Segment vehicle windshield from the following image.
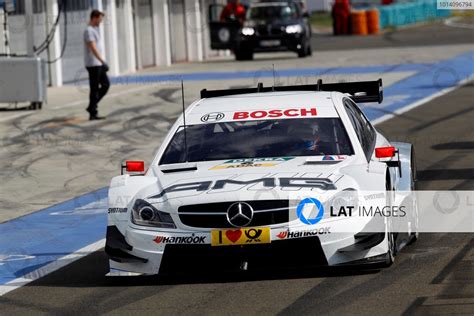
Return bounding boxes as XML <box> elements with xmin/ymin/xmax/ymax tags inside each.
<box><xmin>159</xmin><ymin>118</ymin><xmax>353</xmax><ymax>165</ymax></box>
<box><xmin>247</xmin><ymin>5</ymin><xmax>299</xmax><ymax>21</ymax></box>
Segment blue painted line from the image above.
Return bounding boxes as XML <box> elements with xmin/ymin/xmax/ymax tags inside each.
<box><xmin>107</xmin><ymin>62</ymin><xmax>431</xmax><ymax>85</ymax></box>
<box><xmin>1</xmin><ymin>51</ymin><xmax>472</xmax><ymax>287</ymax></box>
<box><xmin>362</xmin><ymin>51</ymin><xmax>474</xmax><ymax>120</ymax></box>
<box><xmin>0</xmin><ymin>188</ymin><xmax>108</xmax><ymax>285</ymax></box>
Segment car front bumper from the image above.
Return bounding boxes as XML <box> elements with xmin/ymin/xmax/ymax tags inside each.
<box><xmin>238</xmin><ymin>34</ymin><xmax>305</xmax><ymax>52</ymax></box>
<box><xmin>106</xmin><ymin>221</ymin><xmax>389</xmax><ymax>276</ymax></box>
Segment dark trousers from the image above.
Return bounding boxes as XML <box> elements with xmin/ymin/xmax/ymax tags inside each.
<box><xmin>86</xmin><ymin>65</ymin><xmax>110</xmax><ymax>116</ymax></box>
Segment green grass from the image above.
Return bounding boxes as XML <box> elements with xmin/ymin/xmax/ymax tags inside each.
<box><xmin>309</xmin><ymin>12</ymin><xmax>333</xmax><ymax>28</ymax></box>
<box><xmin>452</xmin><ymin>10</ymin><xmax>474</xmax><ymax>17</ymax></box>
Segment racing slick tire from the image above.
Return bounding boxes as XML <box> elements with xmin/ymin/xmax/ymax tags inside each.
<box><xmin>385</xmin><ymin>225</ymin><xmax>397</xmax><ymax>267</ymax></box>
<box><xmin>407</xmin><ymin>146</ymin><xmax>419</xmax><ymax>245</ymax></box>
<box><xmin>384</xmin><ymin>172</ymin><xmax>397</xmax><ymax>267</ymax></box>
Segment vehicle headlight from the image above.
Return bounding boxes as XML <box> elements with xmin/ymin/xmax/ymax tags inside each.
<box><xmin>241</xmin><ymin>27</ymin><xmax>255</xmax><ymax>36</ymax></box>
<box><xmin>131</xmin><ymin>199</ymin><xmax>176</xmax><ymax>228</ymax></box>
<box><xmin>286</xmin><ymin>24</ymin><xmax>303</xmax><ymax>34</ymax></box>
<box><xmin>326</xmin><ymin>189</ymin><xmax>359</xmax><ymax>218</ymax></box>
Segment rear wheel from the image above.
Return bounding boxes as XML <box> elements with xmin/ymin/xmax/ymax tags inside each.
<box><xmin>407</xmin><ymin>146</ymin><xmax>419</xmax><ymax>245</ymax></box>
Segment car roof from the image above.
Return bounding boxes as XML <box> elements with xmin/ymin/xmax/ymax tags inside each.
<box><xmin>186</xmin><ymin>91</ymin><xmax>340</xmax><ymax>125</ymax></box>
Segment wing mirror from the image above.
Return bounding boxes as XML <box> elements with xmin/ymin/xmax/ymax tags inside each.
<box><xmin>121</xmin><ymin>160</ymin><xmax>145</xmax><ymax>175</ymax></box>
<box><xmin>375</xmin><ymin>146</ymin><xmax>401</xmax><ymax>177</ymax></box>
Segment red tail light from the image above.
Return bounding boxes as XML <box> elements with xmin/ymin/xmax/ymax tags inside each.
<box><xmin>375</xmin><ymin>146</ymin><xmax>396</xmax><ymax>158</ymax></box>
<box><xmin>126</xmin><ymin>161</ymin><xmax>145</xmax><ymax>172</ymax></box>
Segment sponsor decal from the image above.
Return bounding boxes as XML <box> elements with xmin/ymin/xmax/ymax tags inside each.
<box><xmin>149</xmin><ymin>177</ymin><xmax>336</xmax><ymax>199</ymax></box>
<box><xmin>224</xmin><ymin>157</ymin><xmax>294</xmax><ymax>164</ymax></box>
<box><xmin>322</xmin><ymin>155</ymin><xmax>346</xmax><ymax>161</ymax></box>
<box><xmin>201</xmin><ymin>112</ymin><xmax>225</xmax><ymax>123</ymax></box>
<box><xmin>276</xmin><ymin>228</ymin><xmax>331</xmax><ymax>239</ymax></box>
<box><xmin>297</xmin><ymin>197</ymin><xmax>325</xmax><ymax>225</ymax></box>
<box><xmin>209</xmin><ymin>157</ymin><xmax>294</xmax><ymax>171</ymax></box>
<box><xmin>108</xmin><ymin>207</ymin><xmax>127</xmax><ymax>214</ymax></box>
<box><xmin>210</xmin><ymin>161</ymin><xmax>277</xmax><ymax>170</ymax></box>
<box><xmin>233</xmin><ymin>108</ymin><xmax>317</xmax><ymax>120</ymax></box>
<box><xmin>153</xmin><ymin>234</ymin><xmax>206</xmax><ymax>245</ymax></box>
<box><xmin>211</xmin><ymin>227</ymin><xmax>271</xmax><ymax>246</ymax></box>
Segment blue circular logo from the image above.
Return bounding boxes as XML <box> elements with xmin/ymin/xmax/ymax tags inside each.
<box><xmin>296</xmin><ymin>197</ymin><xmax>325</xmax><ymax>225</ymax></box>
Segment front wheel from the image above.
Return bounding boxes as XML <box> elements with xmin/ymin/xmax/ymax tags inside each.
<box><xmin>297</xmin><ymin>46</ymin><xmax>307</xmax><ymax>58</ymax></box>
<box><xmin>383</xmin><ymin>174</ymin><xmax>397</xmax><ymax>267</ymax></box>
<box><xmin>297</xmin><ymin>39</ymin><xmax>311</xmax><ymax>58</ymax></box>
<box><xmin>384</xmin><ymin>230</ymin><xmax>397</xmax><ymax>266</ymax></box>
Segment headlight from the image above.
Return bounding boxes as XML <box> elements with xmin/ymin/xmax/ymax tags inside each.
<box><xmin>326</xmin><ymin>189</ymin><xmax>359</xmax><ymax>218</ymax></box>
<box><xmin>241</xmin><ymin>27</ymin><xmax>255</xmax><ymax>36</ymax></box>
<box><xmin>131</xmin><ymin>199</ymin><xmax>176</xmax><ymax>228</ymax></box>
<box><xmin>286</xmin><ymin>24</ymin><xmax>303</xmax><ymax>34</ymax></box>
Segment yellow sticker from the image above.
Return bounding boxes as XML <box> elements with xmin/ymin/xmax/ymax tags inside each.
<box><xmin>211</xmin><ymin>227</ymin><xmax>271</xmax><ymax>246</ymax></box>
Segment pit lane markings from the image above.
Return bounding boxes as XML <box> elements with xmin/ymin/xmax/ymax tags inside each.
<box><xmin>0</xmin><ymin>239</ymin><xmax>104</xmax><ymax>296</ymax></box>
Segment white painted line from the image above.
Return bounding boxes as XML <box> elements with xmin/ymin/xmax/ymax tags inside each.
<box><xmin>0</xmin><ymin>239</ymin><xmax>105</xmax><ymax>297</ymax></box>
<box><xmin>0</xmin><ymin>112</ymin><xmax>32</xmax><ymax>123</ymax></box>
<box><xmin>372</xmin><ymin>76</ymin><xmax>474</xmax><ymax>126</ymax></box>
<box><xmin>445</xmin><ymin>17</ymin><xmax>474</xmax><ymax>30</ymax></box>
<box><xmin>423</xmin><ymin>297</ymin><xmax>474</xmax><ymax>306</ymax></box>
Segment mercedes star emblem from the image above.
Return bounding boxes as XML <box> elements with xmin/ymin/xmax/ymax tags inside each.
<box><xmin>226</xmin><ymin>202</ymin><xmax>254</xmax><ymax>227</ymax></box>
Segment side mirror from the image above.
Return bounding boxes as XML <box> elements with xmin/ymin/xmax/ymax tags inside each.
<box><xmin>121</xmin><ymin>161</ymin><xmax>145</xmax><ymax>175</ymax></box>
<box><xmin>375</xmin><ymin>146</ymin><xmax>396</xmax><ymax>158</ymax></box>
<box><xmin>375</xmin><ymin>146</ymin><xmax>401</xmax><ymax>177</ymax></box>
<box><xmin>303</xmin><ymin>12</ymin><xmax>310</xmax><ymax>18</ymax></box>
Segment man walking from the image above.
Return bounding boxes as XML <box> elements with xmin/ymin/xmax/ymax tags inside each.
<box><xmin>84</xmin><ymin>9</ymin><xmax>109</xmax><ymax>120</ymax></box>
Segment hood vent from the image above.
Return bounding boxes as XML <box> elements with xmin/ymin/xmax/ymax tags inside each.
<box><xmin>160</xmin><ymin>163</ymin><xmax>197</xmax><ymax>174</ymax></box>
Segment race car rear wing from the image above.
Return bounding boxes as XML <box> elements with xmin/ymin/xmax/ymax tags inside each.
<box><xmin>200</xmin><ymin>79</ymin><xmax>383</xmax><ymax>103</ymax></box>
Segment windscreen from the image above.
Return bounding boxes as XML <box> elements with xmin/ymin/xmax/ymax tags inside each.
<box><xmin>247</xmin><ymin>5</ymin><xmax>299</xmax><ymax>21</ymax></box>
<box><xmin>159</xmin><ymin>118</ymin><xmax>353</xmax><ymax>165</ymax></box>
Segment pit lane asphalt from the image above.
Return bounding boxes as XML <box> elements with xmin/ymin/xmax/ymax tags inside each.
<box><xmin>0</xmin><ymin>81</ymin><xmax>472</xmax><ymax>315</ymax></box>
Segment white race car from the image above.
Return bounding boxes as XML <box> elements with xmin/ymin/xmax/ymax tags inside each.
<box><xmin>105</xmin><ymin>79</ymin><xmax>418</xmax><ymax>276</ymax></box>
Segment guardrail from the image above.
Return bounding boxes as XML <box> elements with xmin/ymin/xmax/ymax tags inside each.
<box><xmin>377</xmin><ymin>0</ymin><xmax>450</xmax><ymax>28</ymax></box>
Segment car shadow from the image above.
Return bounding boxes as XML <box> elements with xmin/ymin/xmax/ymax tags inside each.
<box><xmin>24</xmin><ymin>250</ymin><xmax>381</xmax><ymax>289</ymax></box>
<box><xmin>201</xmin><ymin>54</ymin><xmax>299</xmax><ymax>64</ymax></box>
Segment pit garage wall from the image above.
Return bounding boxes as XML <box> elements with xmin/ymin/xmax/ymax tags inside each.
<box><xmin>1</xmin><ymin>0</ymin><xmax>226</xmax><ymax>86</ymax></box>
